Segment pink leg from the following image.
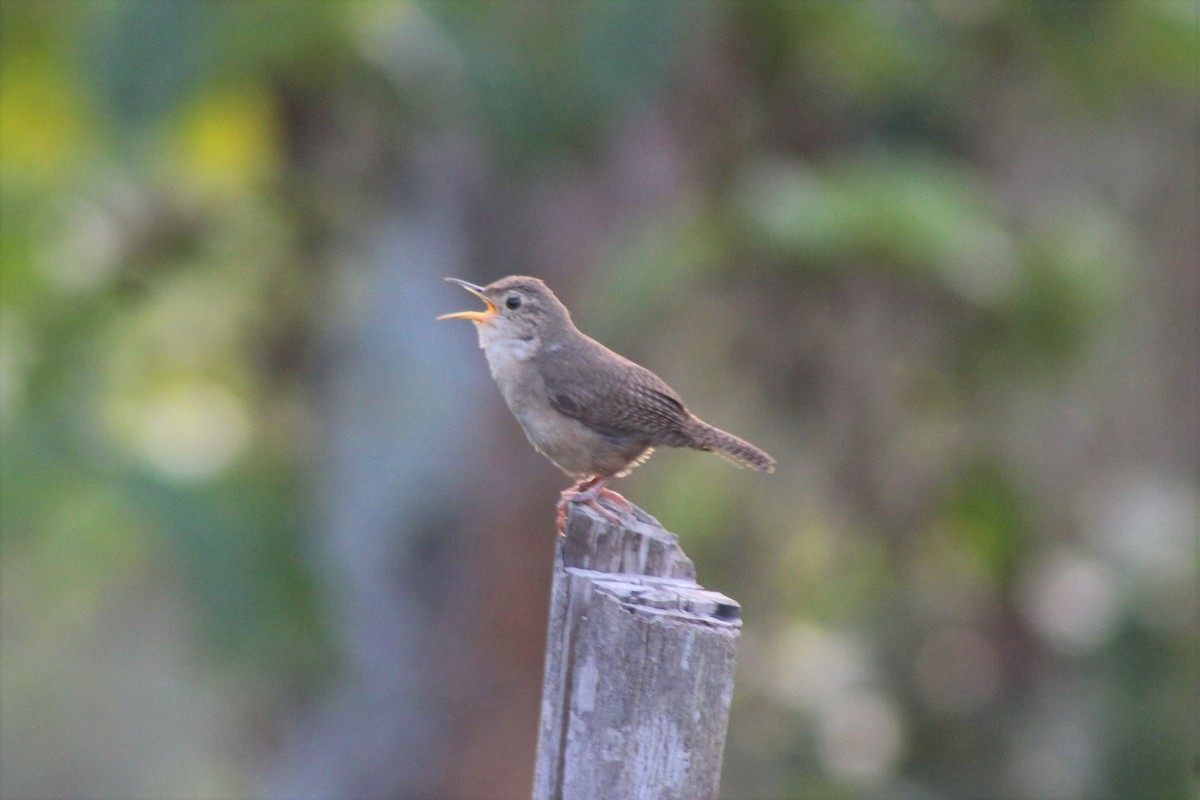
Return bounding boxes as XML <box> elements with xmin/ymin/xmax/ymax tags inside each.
<box><xmin>555</xmin><ymin>480</ymin><xmax>583</xmax><ymax>534</ymax></box>
<box><xmin>574</xmin><ymin>480</ymin><xmax>633</xmax><ymax>517</ymax></box>
<box><xmin>555</xmin><ymin>477</ymin><xmax>632</xmax><ymax>535</ymax></box>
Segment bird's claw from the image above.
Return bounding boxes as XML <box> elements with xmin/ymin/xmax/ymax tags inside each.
<box><xmin>555</xmin><ymin>478</ymin><xmax>632</xmax><ymax>535</ymax></box>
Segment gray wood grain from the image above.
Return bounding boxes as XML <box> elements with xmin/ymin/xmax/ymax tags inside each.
<box><xmin>533</xmin><ymin>502</ymin><xmax>741</xmax><ymax>800</ymax></box>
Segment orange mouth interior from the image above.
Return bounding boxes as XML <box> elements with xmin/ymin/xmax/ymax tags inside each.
<box><xmin>437</xmin><ymin>279</ymin><xmax>497</xmax><ymax>323</ymax></box>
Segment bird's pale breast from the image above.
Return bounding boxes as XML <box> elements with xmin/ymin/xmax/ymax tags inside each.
<box><xmin>479</xmin><ymin>331</ymin><xmax>649</xmax><ymax>478</ymax></box>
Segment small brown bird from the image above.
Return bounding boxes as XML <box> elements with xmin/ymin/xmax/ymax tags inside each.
<box><xmin>438</xmin><ymin>276</ymin><xmax>774</xmax><ymax>531</ymax></box>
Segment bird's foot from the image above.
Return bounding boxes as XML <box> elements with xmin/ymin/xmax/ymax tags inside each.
<box><xmin>555</xmin><ymin>477</ymin><xmax>632</xmax><ymax>535</ymax></box>
<box><xmin>595</xmin><ymin>486</ymin><xmax>633</xmax><ymax>517</ymax></box>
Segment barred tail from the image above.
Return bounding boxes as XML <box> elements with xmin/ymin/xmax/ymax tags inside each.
<box><xmin>687</xmin><ymin>418</ymin><xmax>775</xmax><ymax>473</ymax></box>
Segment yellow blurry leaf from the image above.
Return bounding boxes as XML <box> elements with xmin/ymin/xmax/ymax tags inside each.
<box><xmin>0</xmin><ymin>58</ymin><xmax>87</xmax><ymax>179</ymax></box>
<box><xmin>173</xmin><ymin>86</ymin><xmax>279</xmax><ymax>191</ymax></box>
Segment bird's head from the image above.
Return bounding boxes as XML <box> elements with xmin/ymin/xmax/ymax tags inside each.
<box><xmin>438</xmin><ymin>276</ymin><xmax>572</xmax><ymax>344</ymax></box>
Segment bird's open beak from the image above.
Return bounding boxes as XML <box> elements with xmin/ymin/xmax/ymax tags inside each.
<box><xmin>437</xmin><ymin>278</ymin><xmax>497</xmax><ymax>323</ymax></box>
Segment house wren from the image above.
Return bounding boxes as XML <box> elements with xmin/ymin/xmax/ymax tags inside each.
<box><xmin>438</xmin><ymin>276</ymin><xmax>774</xmax><ymax>530</ymax></box>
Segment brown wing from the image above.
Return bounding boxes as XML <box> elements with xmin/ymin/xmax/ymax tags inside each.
<box><xmin>538</xmin><ymin>334</ymin><xmax>693</xmax><ymax>444</ymax></box>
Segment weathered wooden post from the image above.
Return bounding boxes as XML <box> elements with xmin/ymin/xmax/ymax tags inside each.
<box><xmin>532</xmin><ymin>501</ymin><xmax>741</xmax><ymax>800</ymax></box>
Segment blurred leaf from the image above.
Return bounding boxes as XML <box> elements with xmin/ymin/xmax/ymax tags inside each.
<box><xmin>937</xmin><ymin>460</ymin><xmax>1027</xmax><ymax>585</ymax></box>
<box><xmin>788</xmin><ymin>2</ymin><xmax>957</xmax><ymax>102</ymax></box>
<box><xmin>0</xmin><ymin>54</ymin><xmax>89</xmax><ymax>182</ymax></box>
<box><xmin>734</xmin><ymin>152</ymin><xmax>1008</xmax><ymax>298</ymax></box>
<box><xmin>965</xmin><ymin>203</ymin><xmax>1128</xmax><ymax>373</ymax></box>
<box><xmin>85</xmin><ymin>1</ymin><xmax>220</xmax><ymax>137</ymax></box>
<box><xmin>584</xmin><ymin>199</ymin><xmax>732</xmax><ymax>338</ymax></box>
<box><xmin>429</xmin><ymin>0</ymin><xmax>691</xmax><ymax>163</ymax></box>
<box><xmin>170</xmin><ymin>85</ymin><xmax>281</xmax><ymax>193</ymax></box>
<box><xmin>1008</xmin><ymin>0</ymin><xmax>1200</xmax><ymax>106</ymax></box>
<box><xmin>124</xmin><ymin>469</ymin><xmax>327</xmax><ymax>675</ymax></box>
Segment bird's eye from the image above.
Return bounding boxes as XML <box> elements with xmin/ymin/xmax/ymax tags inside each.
<box><xmin>505</xmin><ymin>295</ymin><xmax>523</xmax><ymax>310</ymax></box>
